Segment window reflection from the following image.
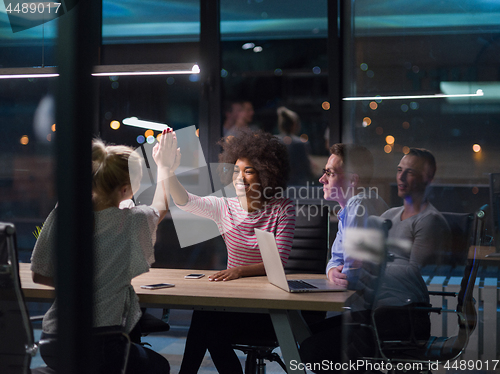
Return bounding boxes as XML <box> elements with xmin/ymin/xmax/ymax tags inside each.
<box><xmin>344</xmin><ymin>0</ymin><xmax>500</xmax><ymax>214</ymax></box>
<box><xmin>221</xmin><ymin>0</ymin><xmax>329</xmax><ymax>187</ymax></box>
<box><xmin>0</xmin><ymin>78</ymin><xmax>56</xmax><ymax>261</ymax></box>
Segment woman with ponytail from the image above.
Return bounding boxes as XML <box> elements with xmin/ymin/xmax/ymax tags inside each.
<box><xmin>30</xmin><ymin>130</ymin><xmax>179</xmax><ymax>373</ymax></box>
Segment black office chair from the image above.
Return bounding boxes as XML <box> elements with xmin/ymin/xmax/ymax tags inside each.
<box><xmin>0</xmin><ymin>222</ymin><xmax>131</xmax><ymax>374</ymax></box>
<box><xmin>433</xmin><ymin>212</ymin><xmax>473</xmax><ymax>268</ymax></box>
<box><xmin>232</xmin><ymin>204</ymin><xmax>330</xmax><ymax>374</ymax></box>
<box><xmin>285</xmin><ymin>204</ymin><xmax>330</xmax><ymax>274</ymax></box>
<box><xmin>138</xmin><ymin>308</ymin><xmax>170</xmax><ymax>340</ymax></box>
<box><xmin>0</xmin><ymin>222</ymin><xmax>36</xmax><ymax>374</ymax></box>
<box><xmin>366</xmin><ymin>206</ymin><xmax>486</xmax><ymax>373</ymax></box>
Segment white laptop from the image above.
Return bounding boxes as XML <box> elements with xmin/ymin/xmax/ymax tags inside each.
<box><xmin>255</xmin><ymin>228</ymin><xmax>346</xmax><ymax>293</ymax></box>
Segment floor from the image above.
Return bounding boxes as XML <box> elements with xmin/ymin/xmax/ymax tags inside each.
<box><xmin>29</xmin><ymin>307</ymin><xmax>496</xmax><ymax>374</ymax></box>
<box><xmin>30</xmin><ymin>309</ymin><xmax>291</xmax><ymax>374</ymax></box>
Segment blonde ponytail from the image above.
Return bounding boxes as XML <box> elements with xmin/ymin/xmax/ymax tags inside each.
<box><xmin>91</xmin><ymin>139</ymin><xmax>141</xmax><ymax>207</ymax></box>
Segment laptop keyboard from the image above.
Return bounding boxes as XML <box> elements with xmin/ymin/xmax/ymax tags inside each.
<box><xmin>288</xmin><ymin>280</ymin><xmax>318</xmax><ymax>290</ymax></box>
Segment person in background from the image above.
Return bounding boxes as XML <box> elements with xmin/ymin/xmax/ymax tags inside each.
<box><xmin>30</xmin><ymin>130</ymin><xmax>177</xmax><ymax>374</ymax></box>
<box><xmin>378</xmin><ymin>148</ymin><xmax>451</xmax><ymax>308</ymax></box>
<box><xmin>222</xmin><ymin>100</ymin><xmax>244</xmax><ymax>137</ymax></box>
<box><xmin>276</xmin><ymin>106</ymin><xmax>314</xmax><ymax>185</ymax></box>
<box><xmin>322</xmin><ymin>143</ymin><xmax>388</xmax><ymax>286</ymax></box>
<box><xmin>166</xmin><ymin>129</ymin><xmax>295</xmax><ymax>374</ymax></box>
<box><xmin>223</xmin><ymin>99</ymin><xmax>257</xmax><ymax>137</ymax></box>
<box><xmin>240</xmin><ymin>100</ymin><xmax>255</xmax><ymax>127</ymax></box>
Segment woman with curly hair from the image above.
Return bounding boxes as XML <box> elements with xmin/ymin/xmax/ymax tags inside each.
<box><xmin>165</xmin><ymin>129</ymin><xmax>295</xmax><ymax>374</ymax></box>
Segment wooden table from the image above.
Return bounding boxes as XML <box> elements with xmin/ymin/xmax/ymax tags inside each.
<box><xmin>20</xmin><ymin>263</ymin><xmax>351</xmax><ymax>372</ymax></box>
<box><xmin>469</xmin><ymin>246</ymin><xmax>500</xmax><ymax>261</ymax></box>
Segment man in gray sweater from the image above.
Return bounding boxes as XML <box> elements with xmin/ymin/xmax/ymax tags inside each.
<box><xmin>379</xmin><ymin>148</ymin><xmax>451</xmax><ymax>308</ymax></box>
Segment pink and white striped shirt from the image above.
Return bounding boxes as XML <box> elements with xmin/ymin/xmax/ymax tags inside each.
<box><xmin>178</xmin><ymin>193</ymin><xmax>295</xmax><ymax>268</ymax></box>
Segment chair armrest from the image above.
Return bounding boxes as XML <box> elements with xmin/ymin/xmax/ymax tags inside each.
<box><xmin>30</xmin><ymin>315</ymin><xmax>44</xmax><ymax>322</ymax></box>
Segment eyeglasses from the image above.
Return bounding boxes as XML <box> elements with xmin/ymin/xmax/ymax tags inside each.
<box><xmin>322</xmin><ymin>169</ymin><xmax>345</xmax><ymax>177</ymax></box>
<box><xmin>322</xmin><ymin>169</ymin><xmax>335</xmax><ymax>177</ymax></box>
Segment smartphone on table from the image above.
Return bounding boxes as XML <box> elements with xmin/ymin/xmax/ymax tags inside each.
<box><xmin>184</xmin><ymin>273</ymin><xmax>205</xmax><ymax>279</ymax></box>
<box><xmin>140</xmin><ymin>283</ymin><xmax>175</xmax><ymax>289</ymax></box>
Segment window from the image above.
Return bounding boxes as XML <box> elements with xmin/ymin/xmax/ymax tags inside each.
<box><xmin>344</xmin><ymin>0</ymin><xmax>500</xmax><ymax>212</ymax></box>
<box><xmin>221</xmin><ymin>0</ymin><xmax>329</xmax><ymax>187</ymax></box>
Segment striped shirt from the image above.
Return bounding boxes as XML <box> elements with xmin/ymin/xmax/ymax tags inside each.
<box><xmin>178</xmin><ymin>193</ymin><xmax>296</xmax><ymax>268</ymax></box>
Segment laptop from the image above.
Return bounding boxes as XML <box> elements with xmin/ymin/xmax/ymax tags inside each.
<box><xmin>255</xmin><ymin>228</ymin><xmax>346</xmax><ymax>293</ymax></box>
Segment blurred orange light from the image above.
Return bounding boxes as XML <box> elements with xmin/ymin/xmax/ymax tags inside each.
<box><xmin>472</xmin><ymin>144</ymin><xmax>481</xmax><ymax>153</ymax></box>
<box><xmin>144</xmin><ymin>129</ymin><xmax>154</xmax><ymax>138</ymax></box>
<box><xmin>196</xmin><ymin>128</ymin><xmax>200</xmax><ymax>137</ymax></box>
<box><xmin>51</xmin><ymin>124</ymin><xmax>56</xmax><ymax>132</ymax></box>
<box><xmin>362</xmin><ymin>117</ymin><xmax>371</xmax><ymax>127</ymax></box>
<box><xmin>156</xmin><ymin>133</ymin><xmax>163</xmax><ymax>142</ymax></box>
<box><xmin>46</xmin><ymin>134</ymin><xmax>51</xmax><ymax>142</ymax></box>
<box><xmin>402</xmin><ymin>121</ymin><xmax>410</xmax><ymax>129</ymax></box>
<box><xmin>402</xmin><ymin>146</ymin><xmax>410</xmax><ymax>154</ymax></box>
<box><xmin>472</xmin><ymin>186</ymin><xmax>479</xmax><ymax>195</ymax></box>
<box><xmin>385</xmin><ymin>135</ymin><xmax>395</xmax><ymax>144</ymax></box>
<box><xmin>110</xmin><ymin>120</ymin><xmax>120</xmax><ymax>130</ymax></box>
<box><xmin>322</xmin><ymin>101</ymin><xmax>330</xmax><ymax>110</ymax></box>
<box><xmin>369</xmin><ymin>101</ymin><xmax>378</xmax><ymax>110</ymax></box>
<box><xmin>20</xmin><ymin>135</ymin><xmax>29</xmax><ymax>145</ymax></box>
<box><xmin>300</xmin><ymin>134</ymin><xmax>308</xmax><ymax>143</ymax></box>
<box><xmin>283</xmin><ymin>136</ymin><xmax>292</xmax><ymax>145</ymax></box>
<box><xmin>384</xmin><ymin>145</ymin><xmax>392</xmax><ymax>153</ymax></box>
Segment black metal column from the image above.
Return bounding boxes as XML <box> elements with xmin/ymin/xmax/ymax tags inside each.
<box><xmin>199</xmin><ymin>0</ymin><xmax>222</xmax><ymax>164</ymax></box>
<box><xmin>55</xmin><ymin>0</ymin><xmax>100</xmax><ymax>372</ymax></box>
<box><xmin>328</xmin><ymin>0</ymin><xmax>344</xmax><ymax>145</ymax></box>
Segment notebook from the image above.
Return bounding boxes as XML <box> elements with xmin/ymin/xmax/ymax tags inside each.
<box><xmin>255</xmin><ymin>228</ymin><xmax>346</xmax><ymax>293</ymax></box>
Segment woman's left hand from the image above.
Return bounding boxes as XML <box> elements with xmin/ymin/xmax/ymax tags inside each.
<box><xmin>208</xmin><ymin>268</ymin><xmax>242</xmax><ymax>282</ymax></box>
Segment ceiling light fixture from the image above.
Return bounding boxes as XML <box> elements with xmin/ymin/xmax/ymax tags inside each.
<box><xmin>343</xmin><ymin>90</ymin><xmax>484</xmax><ymax>101</ymax></box>
<box><xmin>0</xmin><ymin>67</ymin><xmax>58</xmax><ymax>79</ymax></box>
<box><xmin>122</xmin><ymin>117</ymin><xmax>171</xmax><ymax>132</ymax></box>
<box><xmin>0</xmin><ymin>63</ymin><xmax>200</xmax><ymax>79</ymax></box>
<box><xmin>92</xmin><ymin>63</ymin><xmax>200</xmax><ymax>77</ymax></box>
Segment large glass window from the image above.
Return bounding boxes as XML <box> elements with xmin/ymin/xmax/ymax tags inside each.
<box><xmin>221</xmin><ymin>0</ymin><xmax>329</xmax><ymax>187</ymax></box>
<box><xmin>102</xmin><ymin>0</ymin><xmax>200</xmax><ymax>44</ymax></box>
<box><xmin>101</xmin><ymin>1</ymin><xmax>200</xmax><ymax>65</ymax></box>
<box><xmin>344</xmin><ymin>0</ymin><xmax>500</xmax><ymax>213</ymax></box>
<box><xmin>0</xmin><ymin>2</ymin><xmax>58</xmax><ymax>260</ymax></box>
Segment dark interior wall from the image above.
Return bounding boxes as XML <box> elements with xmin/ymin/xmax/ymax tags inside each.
<box><xmin>101</xmin><ymin>42</ymin><xmax>200</xmax><ymax>65</ymax></box>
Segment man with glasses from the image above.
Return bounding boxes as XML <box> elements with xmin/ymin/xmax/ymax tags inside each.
<box><xmin>319</xmin><ymin>144</ymin><xmax>388</xmax><ymax>286</ymax></box>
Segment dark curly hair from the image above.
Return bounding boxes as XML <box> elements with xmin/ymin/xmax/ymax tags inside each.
<box><xmin>217</xmin><ymin>129</ymin><xmax>290</xmax><ymax>198</ymax></box>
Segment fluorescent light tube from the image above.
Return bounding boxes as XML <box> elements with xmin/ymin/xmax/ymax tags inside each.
<box><xmin>91</xmin><ymin>63</ymin><xmax>200</xmax><ymax>77</ymax></box>
<box><xmin>0</xmin><ymin>63</ymin><xmax>199</xmax><ymax>79</ymax></box>
<box><xmin>343</xmin><ymin>90</ymin><xmax>483</xmax><ymax>101</ymax></box>
<box><xmin>122</xmin><ymin>117</ymin><xmax>171</xmax><ymax>132</ymax></box>
<box><xmin>0</xmin><ymin>67</ymin><xmax>58</xmax><ymax>79</ymax></box>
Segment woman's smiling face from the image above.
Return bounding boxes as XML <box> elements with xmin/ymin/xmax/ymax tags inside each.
<box><xmin>233</xmin><ymin>158</ymin><xmax>262</xmax><ymax>201</ymax></box>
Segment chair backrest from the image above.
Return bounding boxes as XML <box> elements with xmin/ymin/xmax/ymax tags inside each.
<box><xmin>456</xmin><ymin>206</ymin><xmax>486</xmax><ymax>337</ymax></box>
<box><xmin>438</xmin><ymin>212</ymin><xmax>474</xmax><ymax>267</ymax></box>
<box><xmin>284</xmin><ymin>204</ymin><xmax>330</xmax><ymax>274</ymax></box>
<box><xmin>0</xmin><ymin>222</ymin><xmax>35</xmax><ymax>373</ymax></box>
<box><xmin>430</xmin><ymin>206</ymin><xmax>486</xmax><ymax>361</ymax></box>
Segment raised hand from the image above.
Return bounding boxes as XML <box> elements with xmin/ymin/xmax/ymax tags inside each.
<box><xmin>153</xmin><ymin>129</ymin><xmax>181</xmax><ymax>171</ymax></box>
